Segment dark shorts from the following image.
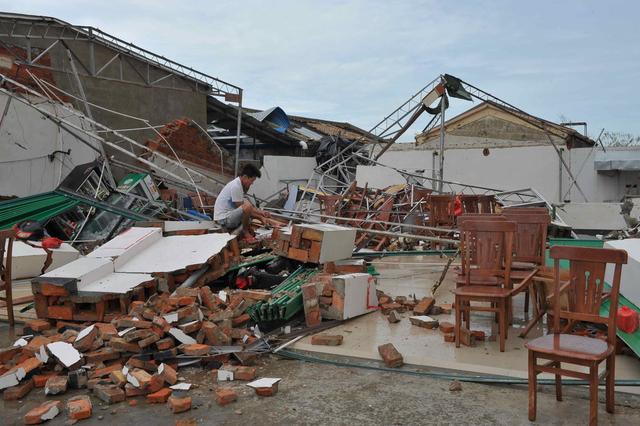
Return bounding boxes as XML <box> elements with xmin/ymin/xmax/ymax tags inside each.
<box><xmin>217</xmin><ymin>206</ymin><xmax>244</xmax><ymax>229</ymax></box>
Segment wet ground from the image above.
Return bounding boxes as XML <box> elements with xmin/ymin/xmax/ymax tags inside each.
<box><xmin>2</xmin><ymin>352</ymin><xmax>640</xmax><ymax>425</ymax></box>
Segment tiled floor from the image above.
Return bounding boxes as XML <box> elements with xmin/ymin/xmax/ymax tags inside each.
<box><xmin>293</xmin><ymin>255</ymin><xmax>640</xmax><ymax>395</ymax></box>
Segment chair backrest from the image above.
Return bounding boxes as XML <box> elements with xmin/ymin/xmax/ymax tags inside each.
<box><xmin>0</xmin><ymin>229</ymin><xmax>16</xmax><ymax>285</ymax></box>
<box><xmin>428</xmin><ymin>195</ymin><xmax>456</xmax><ymax>227</ymax></box>
<box><xmin>460</xmin><ymin>220</ymin><xmax>516</xmax><ymax>287</ymax></box>
<box><xmin>502</xmin><ymin>212</ymin><xmax>550</xmax><ymax>265</ymax></box>
<box><xmin>459</xmin><ymin>195</ymin><xmax>480</xmax><ymax>214</ymax></box>
<box><xmin>457</xmin><ymin>214</ymin><xmax>507</xmax><ymax>273</ymax></box>
<box><xmin>478</xmin><ymin>195</ymin><xmax>497</xmax><ymax>214</ymax></box>
<box><xmin>550</xmin><ymin>246</ymin><xmax>628</xmax><ymax>344</ymax></box>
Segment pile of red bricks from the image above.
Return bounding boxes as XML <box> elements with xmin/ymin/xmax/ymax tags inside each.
<box><xmin>30</xmin><ymin>235</ymin><xmax>241</xmax><ymax>323</ymax></box>
<box><xmin>0</xmin><ymin>286</ymin><xmax>274</xmax><ymax>421</ymax></box>
<box><xmin>270</xmin><ymin>225</ymin><xmax>325</xmax><ymax>264</ymax></box>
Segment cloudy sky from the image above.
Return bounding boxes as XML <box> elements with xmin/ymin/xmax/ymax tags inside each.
<box><xmin>3</xmin><ymin>1</ymin><xmax>639</xmax><ymax>140</ymax></box>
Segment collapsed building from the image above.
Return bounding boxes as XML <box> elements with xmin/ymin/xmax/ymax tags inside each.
<box><xmin>0</xmin><ymin>11</ymin><xmax>639</xmax><ymax>426</ymax></box>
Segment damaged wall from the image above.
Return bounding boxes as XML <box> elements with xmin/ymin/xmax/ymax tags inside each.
<box><xmin>0</xmin><ymin>92</ymin><xmax>99</xmax><ymax>197</ymax></box>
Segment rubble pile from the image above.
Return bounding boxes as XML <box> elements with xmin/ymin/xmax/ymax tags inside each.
<box><xmin>0</xmin><ymin>285</ymin><xmax>281</xmax><ymax>422</ymax></box>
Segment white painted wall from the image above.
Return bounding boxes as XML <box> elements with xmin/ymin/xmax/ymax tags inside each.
<box><xmin>355</xmin><ymin>144</ymin><xmax>640</xmax><ymax>204</ymax></box>
<box><xmin>0</xmin><ymin>93</ymin><xmax>99</xmax><ymax>197</ymax></box>
<box><xmin>249</xmin><ymin>155</ymin><xmax>318</xmax><ymax>202</ymax></box>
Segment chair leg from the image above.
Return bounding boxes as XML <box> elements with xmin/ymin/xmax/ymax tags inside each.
<box><xmin>455</xmin><ymin>296</ymin><xmax>461</xmax><ymax>348</ymax></box>
<box><xmin>464</xmin><ymin>301</ymin><xmax>470</xmax><ymax>329</ymax></box>
<box><xmin>528</xmin><ymin>350</ymin><xmax>537</xmax><ymax>421</ymax></box>
<box><xmin>499</xmin><ymin>299</ymin><xmax>506</xmax><ymax>352</ymax></box>
<box><xmin>606</xmin><ymin>355</ymin><xmax>615</xmax><ymax>414</ymax></box>
<box><xmin>589</xmin><ymin>364</ymin><xmax>598</xmax><ymax>426</ymax></box>
<box><xmin>554</xmin><ymin>361</ymin><xmax>562</xmax><ymax>401</ymax></box>
<box><xmin>5</xmin><ymin>278</ymin><xmax>14</xmax><ymax>327</ymax></box>
<box><xmin>524</xmin><ymin>288</ymin><xmax>530</xmax><ymax>314</ymax></box>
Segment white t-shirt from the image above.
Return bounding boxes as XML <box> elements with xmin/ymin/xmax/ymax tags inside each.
<box><xmin>213</xmin><ymin>177</ymin><xmax>244</xmax><ymax>221</ymax></box>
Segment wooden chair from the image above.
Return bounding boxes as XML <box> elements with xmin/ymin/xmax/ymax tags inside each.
<box><xmin>454</xmin><ymin>220</ymin><xmax>536</xmax><ymax>352</ymax></box>
<box><xmin>456</xmin><ymin>214</ymin><xmax>506</xmax><ymax>276</ymax></box>
<box><xmin>525</xmin><ymin>246</ymin><xmax>628</xmax><ymax>425</ymax></box>
<box><xmin>502</xmin><ymin>211</ymin><xmax>550</xmax><ymax>317</ymax></box>
<box><xmin>0</xmin><ymin>229</ymin><xmax>16</xmax><ymax>326</ymax></box>
<box><xmin>428</xmin><ymin>194</ymin><xmax>456</xmax><ymax>228</ymax></box>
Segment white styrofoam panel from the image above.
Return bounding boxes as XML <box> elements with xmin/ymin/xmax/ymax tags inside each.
<box><xmin>87</xmin><ymin>227</ymin><xmax>162</xmax><ymax>268</ymax></box>
<box><xmin>163</xmin><ymin>221</ymin><xmax>218</xmax><ymax>232</ymax></box>
<box><xmin>5</xmin><ymin>241</ymin><xmax>79</xmax><ymax>279</ymax></box>
<box><xmin>604</xmin><ymin>239</ymin><xmax>640</xmax><ymax>307</ymax></box>
<box><xmin>336</xmin><ymin>273</ymin><xmax>378</xmax><ymax>319</ymax></box>
<box><xmin>78</xmin><ymin>272</ymin><xmax>154</xmax><ymax>294</ymax></box>
<box><xmin>116</xmin><ymin>233</ymin><xmax>235</xmax><ymax>273</ymax></box>
<box><xmin>296</xmin><ymin>224</ymin><xmax>356</xmax><ymax>263</ymax></box>
<box><xmin>40</xmin><ymin>257</ymin><xmax>114</xmax><ymax>284</ymax></box>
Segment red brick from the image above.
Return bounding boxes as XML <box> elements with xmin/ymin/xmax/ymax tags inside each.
<box><xmin>311</xmin><ymin>334</ymin><xmax>343</xmax><ymax>346</ymax></box>
<box><xmin>380</xmin><ymin>303</ymin><xmax>403</xmax><ymax>314</ymax></box>
<box><xmin>124</xmin><ymin>383</ymin><xmax>146</xmax><ymax>397</ymax></box>
<box><xmin>128</xmin><ymin>368</ymin><xmax>152</xmax><ymax>389</ymax></box>
<box><xmin>232</xmin><ymin>366</ymin><xmax>256</xmax><ymax>381</ymax></box>
<box><xmin>95</xmin><ymin>323</ymin><xmax>118</xmax><ymax>340</ymax></box>
<box><xmin>88</xmin><ymin>362</ymin><xmax>123</xmax><ymax>379</ymax></box>
<box><xmin>439</xmin><ymin>321</ymin><xmax>455</xmax><ymax>334</ymax></box>
<box><xmin>67</xmin><ymin>395</ymin><xmax>92</xmax><ymax>420</ymax></box>
<box><xmin>168</xmin><ymin>395</ymin><xmax>192</xmax><ymax>413</ymax></box>
<box><xmin>15</xmin><ymin>357</ymin><xmax>43</xmax><ymax>376</ymax></box>
<box><xmin>33</xmin><ymin>373</ymin><xmax>57</xmax><ymax>388</ymax></box>
<box><xmin>25</xmin><ymin>319</ymin><xmax>51</xmax><ymax>332</ymax></box>
<box><xmin>126</xmin><ymin>357</ymin><xmax>157</xmax><ymax>372</ymax></box>
<box><xmin>24</xmin><ymin>400</ymin><xmax>62</xmax><ymax>424</ymax></box>
<box><xmin>109</xmin><ymin>337</ymin><xmax>142</xmax><ymax>353</ymax></box>
<box><xmin>231</xmin><ymin>314</ymin><xmax>250</xmax><ymax>327</ymax></box>
<box><xmin>85</xmin><ymin>347</ymin><xmax>120</xmax><ymax>364</ymax></box>
<box><xmin>122</xmin><ymin>328</ymin><xmax>155</xmax><ymax>343</ymax></box>
<box><xmin>3</xmin><ymin>378</ymin><xmax>34</xmax><ymax>400</ymax></box>
<box><xmin>116</xmin><ymin>318</ymin><xmax>152</xmax><ymax>329</ymax></box>
<box><xmin>180</xmin><ymin>343</ymin><xmax>211</xmax><ymax>356</ymax></box>
<box><xmin>73</xmin><ymin>326</ymin><xmax>99</xmax><ymax>352</ymax></box>
<box><xmin>146</xmin><ymin>387</ymin><xmax>172</xmax><ymax>403</ymax></box>
<box><xmin>443</xmin><ymin>333</ymin><xmax>455</xmax><ymax>342</ymax></box>
<box><xmin>44</xmin><ymin>375</ymin><xmax>68</xmax><ymax>395</ymax></box>
<box><xmin>159</xmin><ymin>363</ymin><xmax>177</xmax><ymax>385</ymax></box>
<box><xmin>378</xmin><ymin>343</ymin><xmax>403</xmax><ymax>368</ymax></box>
<box><xmin>155</xmin><ymin>337</ymin><xmax>175</xmax><ymax>351</ymax></box>
<box><xmin>109</xmin><ymin>370</ymin><xmax>127</xmax><ymax>387</ymax></box>
<box><xmin>471</xmin><ymin>330</ymin><xmax>486</xmax><ymax>341</ymax></box>
<box><xmin>47</xmin><ymin>305</ymin><xmax>73</xmax><ymax>320</ymax></box>
<box><xmin>413</xmin><ymin>297</ymin><xmax>434</xmax><ymax>315</ymax></box>
<box><xmin>254</xmin><ymin>383</ymin><xmax>278</xmax><ymax>397</ymax></box>
<box><xmin>215</xmin><ymin>388</ymin><xmax>237</xmax><ymax>406</ymax></box>
<box><xmin>39</xmin><ymin>282</ymin><xmax>69</xmax><ymax>296</ymax></box>
<box><xmin>24</xmin><ymin>336</ymin><xmax>51</xmax><ymax>353</ymax></box>
<box><xmin>409</xmin><ymin>316</ymin><xmax>439</xmax><ymax>329</ymax></box>
<box><xmin>178</xmin><ymin>321</ymin><xmax>201</xmax><ymax>334</ymax></box>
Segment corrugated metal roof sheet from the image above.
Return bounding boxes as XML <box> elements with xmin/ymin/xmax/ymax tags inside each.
<box><xmin>247</xmin><ymin>106</ymin><xmax>290</xmax><ymax>133</ymax></box>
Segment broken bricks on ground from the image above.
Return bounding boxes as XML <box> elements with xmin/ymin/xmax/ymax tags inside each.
<box><xmin>0</xmin><ymin>221</ymin><xmax>398</xmax><ymax>423</ymax></box>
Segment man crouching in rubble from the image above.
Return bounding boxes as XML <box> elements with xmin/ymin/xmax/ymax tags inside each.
<box><xmin>214</xmin><ymin>164</ymin><xmax>270</xmax><ymax>243</ymax></box>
